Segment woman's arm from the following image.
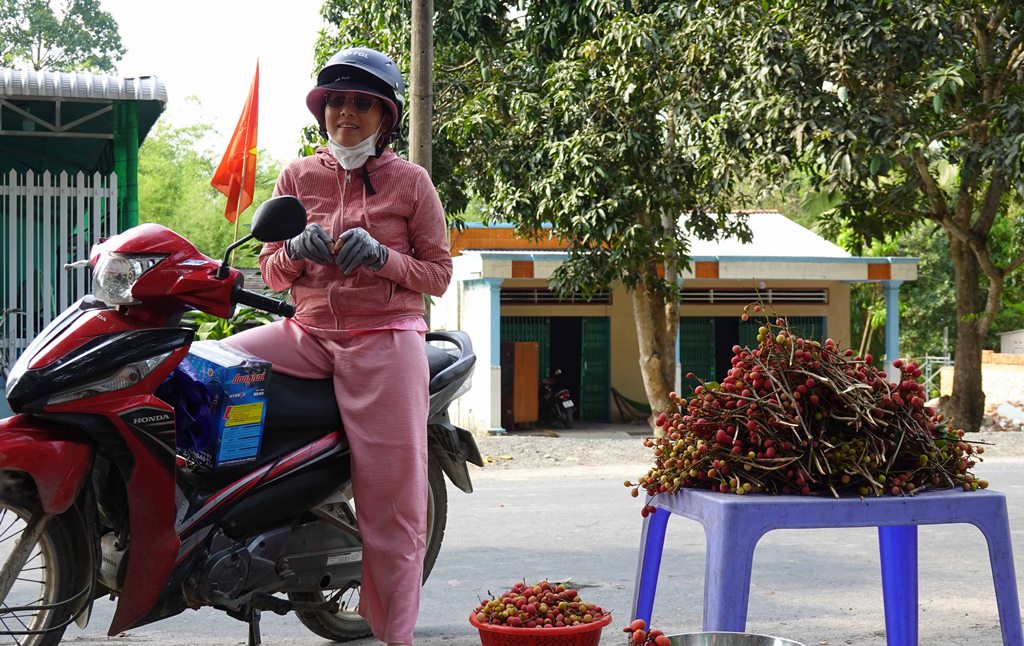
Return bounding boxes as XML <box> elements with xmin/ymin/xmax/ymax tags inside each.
<box><xmin>257</xmin><ymin>168</ymin><xmax>308</xmax><ymax>292</ymax></box>
<box><xmin>375</xmin><ymin>168</ymin><xmax>453</xmax><ymax>297</ymax></box>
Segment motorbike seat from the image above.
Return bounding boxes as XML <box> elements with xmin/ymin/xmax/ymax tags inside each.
<box><xmin>263</xmin><ymin>342</ymin><xmax>457</xmax><ymax>432</ymax></box>
<box><xmin>178</xmin><ymin>343</ymin><xmax>460</xmax><ymax>491</ymax></box>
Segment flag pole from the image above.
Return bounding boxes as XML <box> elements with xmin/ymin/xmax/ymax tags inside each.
<box><xmin>230</xmin><ymin>157</ymin><xmax>246</xmax><ymax>266</ymax></box>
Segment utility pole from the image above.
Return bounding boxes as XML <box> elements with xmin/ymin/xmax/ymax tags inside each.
<box><xmin>409</xmin><ymin>0</ymin><xmax>433</xmax><ymax>176</ymax></box>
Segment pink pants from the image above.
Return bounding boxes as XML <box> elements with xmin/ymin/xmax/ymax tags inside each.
<box><xmin>223</xmin><ymin>318</ymin><xmax>428</xmax><ymax>645</ymax></box>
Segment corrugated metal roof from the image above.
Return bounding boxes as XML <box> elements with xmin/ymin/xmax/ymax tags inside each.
<box><xmin>0</xmin><ymin>68</ymin><xmax>167</xmax><ymax>103</ymax></box>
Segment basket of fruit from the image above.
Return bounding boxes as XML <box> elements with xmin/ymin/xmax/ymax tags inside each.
<box><xmin>470</xmin><ymin>581</ymin><xmax>613</xmax><ymax>646</ymax></box>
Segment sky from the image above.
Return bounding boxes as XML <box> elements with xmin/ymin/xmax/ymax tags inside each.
<box><xmin>99</xmin><ymin>0</ymin><xmax>328</xmax><ymax>163</ymax></box>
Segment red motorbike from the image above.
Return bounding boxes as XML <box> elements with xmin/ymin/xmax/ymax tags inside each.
<box><xmin>0</xmin><ymin>196</ymin><xmax>481</xmax><ymax>645</ymax></box>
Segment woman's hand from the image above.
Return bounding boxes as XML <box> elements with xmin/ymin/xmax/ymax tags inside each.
<box><xmin>334</xmin><ymin>227</ymin><xmax>389</xmax><ymax>274</ymax></box>
<box><xmin>286</xmin><ymin>224</ymin><xmax>335</xmax><ymax>264</ymax></box>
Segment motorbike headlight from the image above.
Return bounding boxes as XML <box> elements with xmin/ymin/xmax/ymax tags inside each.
<box><xmin>47</xmin><ymin>351</ymin><xmax>172</xmax><ymax>405</ymax></box>
<box><xmin>92</xmin><ymin>253</ymin><xmax>165</xmax><ymax>305</ymax></box>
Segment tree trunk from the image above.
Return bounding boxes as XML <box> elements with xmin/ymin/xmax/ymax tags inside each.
<box><xmin>409</xmin><ymin>0</ymin><xmax>433</xmax><ymax>175</ymax></box>
<box><xmin>948</xmin><ymin>236</ymin><xmax>986</xmax><ymax>432</ymax></box>
<box><xmin>631</xmin><ymin>286</ymin><xmax>676</xmax><ymax>435</ymax></box>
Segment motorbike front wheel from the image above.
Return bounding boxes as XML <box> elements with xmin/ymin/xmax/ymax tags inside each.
<box><xmin>289</xmin><ymin>458</ymin><xmax>448</xmax><ymax>641</ymax></box>
<box><xmin>0</xmin><ymin>478</ymin><xmax>78</xmax><ymax>646</ymax></box>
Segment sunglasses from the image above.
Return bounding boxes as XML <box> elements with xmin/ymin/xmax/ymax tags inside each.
<box><xmin>325</xmin><ymin>93</ymin><xmax>379</xmax><ymax>112</ymax></box>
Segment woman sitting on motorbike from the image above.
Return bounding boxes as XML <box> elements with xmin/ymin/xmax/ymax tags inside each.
<box><xmin>222</xmin><ymin>46</ymin><xmax>452</xmax><ymax>646</ymax></box>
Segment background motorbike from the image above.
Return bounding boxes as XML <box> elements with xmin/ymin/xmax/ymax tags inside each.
<box><xmin>539</xmin><ymin>368</ymin><xmax>575</xmax><ymax>429</ymax></box>
<box><xmin>0</xmin><ymin>196</ymin><xmax>481</xmax><ymax>645</ymax></box>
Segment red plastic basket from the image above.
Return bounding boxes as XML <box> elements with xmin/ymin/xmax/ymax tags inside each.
<box><xmin>469</xmin><ymin>612</ymin><xmax>613</xmax><ymax>646</ymax></box>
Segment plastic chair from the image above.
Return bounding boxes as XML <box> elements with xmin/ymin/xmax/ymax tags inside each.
<box><xmin>631</xmin><ymin>488</ymin><xmax>1023</xmax><ymax>646</ymax></box>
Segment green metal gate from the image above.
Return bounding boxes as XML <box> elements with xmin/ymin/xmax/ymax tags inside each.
<box><xmin>500</xmin><ymin>316</ymin><xmax>551</xmax><ymax>379</ymax></box>
<box><xmin>580</xmin><ymin>317</ymin><xmax>610</xmax><ymax>422</ymax></box>
<box><xmin>679</xmin><ymin>317</ymin><xmax>716</xmax><ymax>393</ymax></box>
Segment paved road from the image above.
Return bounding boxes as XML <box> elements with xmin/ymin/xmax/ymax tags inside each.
<box><xmin>58</xmin><ymin>459</ymin><xmax>1024</xmax><ymax>645</ymax></box>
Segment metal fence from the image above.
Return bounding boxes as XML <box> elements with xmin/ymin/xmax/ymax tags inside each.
<box><xmin>1</xmin><ymin>170</ymin><xmax>118</xmax><ymax>374</ymax></box>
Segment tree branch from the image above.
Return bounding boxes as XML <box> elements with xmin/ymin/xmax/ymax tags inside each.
<box><xmin>994</xmin><ymin>40</ymin><xmax>1024</xmax><ymax>101</ymax></box>
<box><xmin>972</xmin><ymin>173</ymin><xmax>1005</xmax><ymax>239</ymax></box>
<box><xmin>944</xmin><ymin>214</ymin><xmax>1005</xmax><ymax>290</ymax></box>
<box><xmin>933</xmin><ymin>121</ymin><xmax>987</xmax><ymax>140</ymax></box>
<box><xmin>904</xmin><ymin>151</ymin><xmax>949</xmax><ymax>218</ymax></box>
<box><xmin>440</xmin><ymin>57</ymin><xmax>480</xmax><ymax>73</ymax></box>
<box><xmin>1007</xmin><ymin>249</ymin><xmax>1024</xmax><ymax>276</ymax></box>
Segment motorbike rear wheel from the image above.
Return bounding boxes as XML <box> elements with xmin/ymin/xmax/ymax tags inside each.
<box><xmin>0</xmin><ymin>479</ymin><xmax>77</xmax><ymax>646</ymax></box>
<box><xmin>289</xmin><ymin>458</ymin><xmax>448</xmax><ymax>641</ymax></box>
<box><xmin>559</xmin><ymin>405</ymin><xmax>574</xmax><ymax>429</ymax></box>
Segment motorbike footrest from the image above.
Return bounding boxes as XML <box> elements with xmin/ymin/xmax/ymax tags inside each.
<box><xmin>252</xmin><ymin>593</ymin><xmax>292</xmax><ymax>615</ymax></box>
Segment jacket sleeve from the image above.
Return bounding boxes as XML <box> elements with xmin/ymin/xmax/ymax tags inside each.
<box><xmin>375</xmin><ymin>168</ymin><xmax>453</xmax><ymax>297</ymax></box>
<box><xmin>257</xmin><ymin>166</ymin><xmax>307</xmax><ymax>292</ymax></box>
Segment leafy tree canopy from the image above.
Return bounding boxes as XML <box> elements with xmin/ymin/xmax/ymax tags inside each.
<box><xmin>716</xmin><ymin>0</ymin><xmax>1024</xmax><ymax>430</ymax></box>
<box><xmin>0</xmin><ymin>0</ymin><xmax>125</xmax><ymax>72</ymax></box>
<box><xmin>314</xmin><ymin>0</ymin><xmax>779</xmax><ymax>420</ymax></box>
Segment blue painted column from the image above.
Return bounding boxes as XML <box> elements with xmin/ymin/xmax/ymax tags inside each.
<box><xmin>879</xmin><ymin>277</ymin><xmax>916</xmax><ymax>645</ymax></box>
<box><xmin>884</xmin><ymin>279</ymin><xmax>904</xmax><ymax>383</ymax></box>
<box><xmin>485</xmin><ymin>278</ymin><xmax>504</xmax><ymax>434</ymax></box>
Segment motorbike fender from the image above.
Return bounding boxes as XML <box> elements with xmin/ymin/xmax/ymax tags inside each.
<box><xmin>0</xmin><ymin>414</ymin><xmax>93</xmax><ymax>514</ymax></box>
<box><xmin>427</xmin><ymin>422</ymin><xmax>481</xmax><ymax>494</ymax></box>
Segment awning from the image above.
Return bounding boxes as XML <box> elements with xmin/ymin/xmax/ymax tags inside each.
<box><xmin>0</xmin><ymin>68</ymin><xmax>167</xmax><ymax>175</ymax></box>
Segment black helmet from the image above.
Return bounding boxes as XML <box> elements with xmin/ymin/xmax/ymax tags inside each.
<box><xmin>306</xmin><ymin>47</ymin><xmax>405</xmax><ymax>145</ymax></box>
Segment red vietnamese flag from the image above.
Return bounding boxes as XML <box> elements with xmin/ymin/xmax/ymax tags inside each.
<box><xmin>211</xmin><ymin>61</ymin><xmax>259</xmax><ymax>223</ymax></box>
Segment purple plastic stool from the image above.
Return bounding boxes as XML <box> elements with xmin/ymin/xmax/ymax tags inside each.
<box><xmin>631</xmin><ymin>488</ymin><xmax>1023</xmax><ymax>646</ymax></box>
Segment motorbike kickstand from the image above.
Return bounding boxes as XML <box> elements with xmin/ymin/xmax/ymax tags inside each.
<box><xmin>247</xmin><ymin>607</ymin><xmax>262</xmax><ymax>646</ymax></box>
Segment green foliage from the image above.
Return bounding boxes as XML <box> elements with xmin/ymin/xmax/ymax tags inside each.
<box><xmin>137</xmin><ymin>117</ymin><xmax>282</xmax><ymax>267</ymax></box>
<box><xmin>182</xmin><ymin>307</ymin><xmax>275</xmax><ymax>341</ymax></box>
<box><xmin>0</xmin><ymin>0</ymin><xmax>125</xmax><ymax>72</ymax></box>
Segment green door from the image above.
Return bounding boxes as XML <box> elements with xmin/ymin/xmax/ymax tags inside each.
<box><xmin>579</xmin><ymin>317</ymin><xmax>610</xmax><ymax>422</ymax></box>
<box><xmin>679</xmin><ymin>317</ymin><xmax>716</xmax><ymax>394</ymax></box>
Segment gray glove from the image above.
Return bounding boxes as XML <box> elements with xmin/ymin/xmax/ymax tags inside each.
<box><xmin>286</xmin><ymin>224</ymin><xmax>334</xmax><ymax>264</ymax></box>
<box><xmin>335</xmin><ymin>227</ymin><xmax>389</xmax><ymax>275</ymax></box>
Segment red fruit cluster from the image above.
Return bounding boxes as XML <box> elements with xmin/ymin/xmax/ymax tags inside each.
<box><xmin>626</xmin><ymin>313</ymin><xmax>987</xmax><ymax>500</ymax></box>
<box><xmin>624</xmin><ymin>618</ymin><xmax>671</xmax><ymax>645</ymax></box>
<box><xmin>473</xmin><ymin>581</ymin><xmax>608</xmax><ymax>628</ymax></box>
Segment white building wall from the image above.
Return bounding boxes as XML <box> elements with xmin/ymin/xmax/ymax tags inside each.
<box><xmin>1001</xmin><ymin>330</ymin><xmax>1024</xmax><ymax>355</ymax></box>
<box><xmin>452</xmin><ymin>278</ymin><xmax>503</xmax><ymax>435</ymax></box>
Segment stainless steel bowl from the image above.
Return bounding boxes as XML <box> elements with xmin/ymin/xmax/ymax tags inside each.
<box><xmin>666</xmin><ymin>633</ymin><xmax>806</xmax><ymax>646</ymax></box>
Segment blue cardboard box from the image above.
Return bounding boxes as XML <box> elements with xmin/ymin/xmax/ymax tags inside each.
<box><xmin>176</xmin><ymin>341</ymin><xmax>270</xmax><ymax>469</ymax></box>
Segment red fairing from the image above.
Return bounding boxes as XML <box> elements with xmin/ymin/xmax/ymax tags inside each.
<box><xmin>105</xmin><ymin>405</ymin><xmax>181</xmax><ymax>636</ymax></box>
<box><xmin>0</xmin><ymin>415</ymin><xmax>93</xmax><ymax>514</ymax></box>
<box><xmin>91</xmin><ymin>223</ymin><xmax>240</xmax><ymax>320</ymax></box>
<box><xmin>29</xmin><ymin>307</ymin><xmax>149</xmax><ymax>370</ymax></box>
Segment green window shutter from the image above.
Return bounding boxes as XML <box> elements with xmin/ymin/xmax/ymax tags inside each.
<box><xmin>579</xmin><ymin>317</ymin><xmax>610</xmax><ymax>422</ymax></box>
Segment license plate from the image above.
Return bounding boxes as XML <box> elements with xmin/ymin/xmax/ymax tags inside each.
<box><xmin>561</xmin><ymin>400</ymin><xmax>574</xmax><ymax>408</ymax></box>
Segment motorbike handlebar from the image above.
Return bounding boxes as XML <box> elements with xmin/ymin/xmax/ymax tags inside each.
<box><xmin>232</xmin><ymin>285</ymin><xmax>295</xmax><ymax>318</ymax></box>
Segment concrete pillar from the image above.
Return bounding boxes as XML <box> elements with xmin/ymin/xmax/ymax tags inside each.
<box><xmin>459</xmin><ymin>278</ymin><xmax>505</xmax><ymax>435</ymax></box>
<box><xmin>884</xmin><ymin>280</ymin><xmax>904</xmax><ymax>383</ymax></box>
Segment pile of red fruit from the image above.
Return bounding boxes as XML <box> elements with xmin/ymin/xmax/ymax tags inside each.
<box><xmin>472</xmin><ymin>581</ymin><xmax>609</xmax><ymax>628</ymax></box>
<box><xmin>624</xmin><ymin>618</ymin><xmax>671</xmax><ymax>645</ymax></box>
<box><xmin>626</xmin><ymin>312</ymin><xmax>986</xmax><ymax>500</ymax></box>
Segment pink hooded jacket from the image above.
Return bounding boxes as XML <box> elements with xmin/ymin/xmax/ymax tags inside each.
<box><xmin>258</xmin><ymin>148</ymin><xmax>453</xmax><ymax>335</ymax></box>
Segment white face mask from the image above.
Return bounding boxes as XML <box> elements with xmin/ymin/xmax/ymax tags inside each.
<box><xmin>327</xmin><ymin>129</ymin><xmax>380</xmax><ymax>170</ymax></box>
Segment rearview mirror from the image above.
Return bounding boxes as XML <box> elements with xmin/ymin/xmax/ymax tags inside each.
<box><xmin>251</xmin><ymin>195</ymin><xmax>307</xmax><ymax>243</ymax></box>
